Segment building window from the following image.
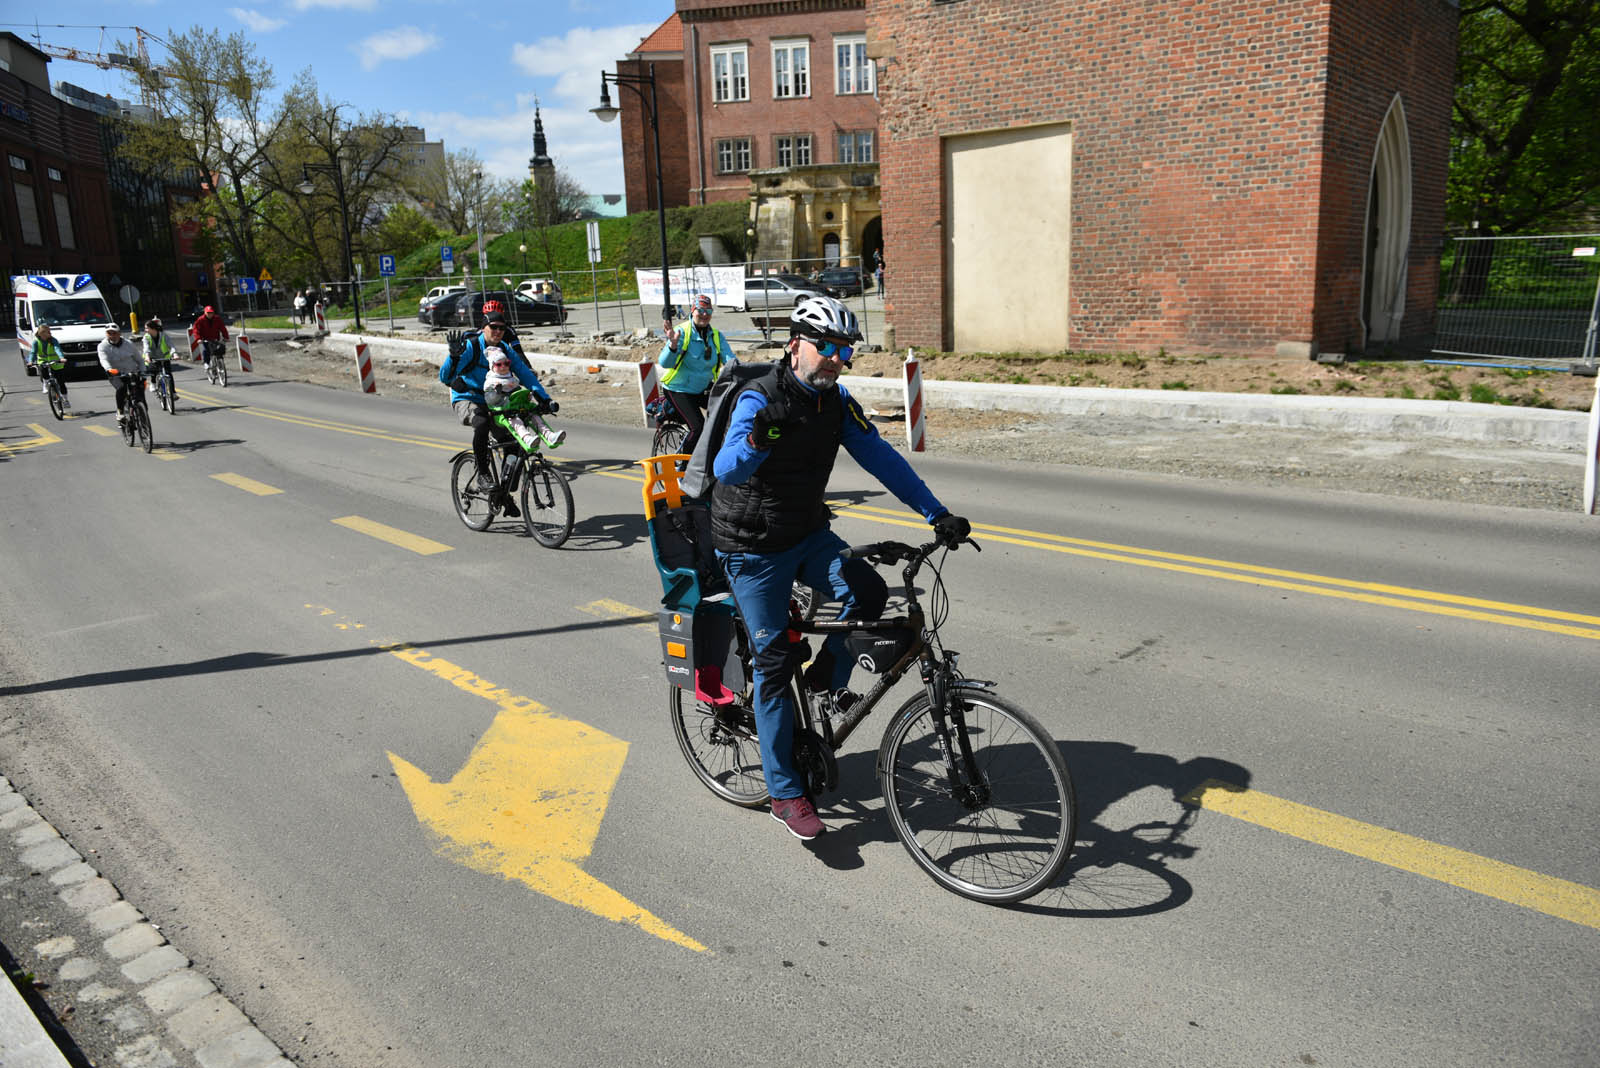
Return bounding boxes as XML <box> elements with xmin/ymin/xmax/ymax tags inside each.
<box><xmin>53</xmin><ymin>192</ymin><xmax>75</xmax><ymax>249</ymax></box>
<box><xmin>8</xmin><ymin>154</ymin><xmax>29</xmax><ymax>172</ymax></box>
<box><xmin>13</xmin><ymin>182</ymin><xmax>43</xmax><ymax>245</ymax></box>
<box><xmin>772</xmin><ymin>40</ymin><xmax>809</xmax><ymax>99</ymax></box>
<box><xmin>837</xmin><ymin>130</ymin><xmax>875</xmax><ymax>164</ymax></box>
<box><xmin>775</xmin><ymin>134</ymin><xmax>812</xmax><ymax>168</ymax></box>
<box><xmin>47</xmin><ymin>166</ymin><xmax>63</xmax><ymax>182</ymax></box>
<box><xmin>711</xmin><ymin>44</ymin><xmax>748</xmax><ymax>103</ymax></box>
<box><xmin>716</xmin><ymin>138</ymin><xmax>752</xmax><ymax>174</ymax></box>
<box><xmin>835</xmin><ymin>35</ymin><xmax>875</xmax><ymax>95</ymax></box>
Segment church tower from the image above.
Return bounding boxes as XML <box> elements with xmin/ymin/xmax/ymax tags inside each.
<box><xmin>528</xmin><ymin>102</ymin><xmax>555</xmax><ymax>187</ymax></box>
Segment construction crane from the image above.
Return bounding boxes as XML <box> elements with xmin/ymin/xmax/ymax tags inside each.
<box><xmin>22</xmin><ymin>26</ymin><xmax>164</xmax><ymax>110</ymax></box>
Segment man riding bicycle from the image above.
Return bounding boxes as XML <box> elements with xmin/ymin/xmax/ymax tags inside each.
<box><xmin>659</xmin><ymin>294</ymin><xmax>735</xmax><ymax>454</ymax></box>
<box><xmin>31</xmin><ymin>323</ymin><xmax>70</xmax><ymax>411</ymax></box>
<box><xmin>704</xmin><ymin>294</ymin><xmax>971</xmax><ymax>841</ymax></box>
<box><xmin>191</xmin><ymin>305</ymin><xmax>229</xmax><ymax>369</ymax></box>
<box><xmin>96</xmin><ymin>323</ymin><xmax>144</xmax><ymax>425</ymax></box>
<box><xmin>439</xmin><ymin>312</ymin><xmax>555</xmax><ymax>519</ymax></box>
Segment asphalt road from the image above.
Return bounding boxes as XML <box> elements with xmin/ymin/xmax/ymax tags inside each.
<box><xmin>1</xmin><ymin>360</ymin><xmax>1596</xmax><ymax>1067</ymax></box>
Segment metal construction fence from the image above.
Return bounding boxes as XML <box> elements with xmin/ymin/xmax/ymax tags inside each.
<box><xmin>1435</xmin><ymin>234</ymin><xmax>1600</xmax><ymax>370</ymax></box>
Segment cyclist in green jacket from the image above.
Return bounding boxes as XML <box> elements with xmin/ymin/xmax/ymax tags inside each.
<box><xmin>143</xmin><ymin>318</ymin><xmax>178</xmax><ymax>406</ymax></box>
<box><xmin>658</xmin><ymin>294</ymin><xmax>736</xmax><ymax>454</ymax></box>
<box><xmin>31</xmin><ymin>323</ymin><xmax>70</xmax><ymax>410</ymax></box>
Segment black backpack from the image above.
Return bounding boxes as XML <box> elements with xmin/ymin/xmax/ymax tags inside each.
<box><xmin>678</xmin><ymin>361</ymin><xmax>778</xmax><ymax>498</ymax></box>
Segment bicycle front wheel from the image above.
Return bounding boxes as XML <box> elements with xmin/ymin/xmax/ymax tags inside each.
<box><xmin>166</xmin><ymin>377</ymin><xmax>178</xmax><ymax>414</ymax></box>
<box><xmin>135</xmin><ymin>406</ymin><xmax>153</xmax><ymax>453</ymax></box>
<box><xmin>521</xmin><ymin>460</ymin><xmax>574</xmax><ymax>548</ymax></box>
<box><xmin>218</xmin><ymin>361</ymin><xmax>228</xmax><ymax>387</ymax></box>
<box><xmin>878</xmin><ymin>690</ymin><xmax>1075</xmax><ymax>904</ymax></box>
<box><xmin>47</xmin><ymin>384</ymin><xmax>64</xmax><ymax>420</ymax></box>
<box><xmin>668</xmin><ymin>685</ymin><xmax>770</xmax><ymax>807</ymax></box>
<box><xmin>449</xmin><ymin>453</ymin><xmax>495</xmax><ymax>531</ymax></box>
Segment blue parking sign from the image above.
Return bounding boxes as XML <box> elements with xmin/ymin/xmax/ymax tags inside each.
<box><xmin>441</xmin><ymin>246</ymin><xmax>453</xmax><ymax>263</ymax></box>
<box><xmin>379</xmin><ymin>254</ymin><xmax>396</xmax><ymax>277</ymax></box>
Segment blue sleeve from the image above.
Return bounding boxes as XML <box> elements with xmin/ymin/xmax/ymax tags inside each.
<box><xmin>838</xmin><ymin>388</ymin><xmax>946</xmax><ymax>520</ymax></box>
<box><xmin>713</xmin><ymin>391</ymin><xmax>771</xmax><ymax>484</ymax></box>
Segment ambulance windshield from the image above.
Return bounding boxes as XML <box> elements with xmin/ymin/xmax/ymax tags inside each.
<box><xmin>31</xmin><ymin>299</ymin><xmax>112</xmax><ymax>327</ymax></box>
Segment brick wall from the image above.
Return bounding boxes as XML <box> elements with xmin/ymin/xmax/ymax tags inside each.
<box><xmin>617</xmin><ymin>58</ymin><xmax>691</xmax><ymax>211</ymax></box>
<box><xmin>869</xmin><ymin>0</ymin><xmax>1456</xmax><ymax>356</ymax></box>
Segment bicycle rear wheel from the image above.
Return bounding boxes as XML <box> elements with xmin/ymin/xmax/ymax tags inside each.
<box><xmin>521</xmin><ymin>459</ymin><xmax>574</xmax><ymax>548</ymax></box>
<box><xmin>652</xmin><ymin>419</ymin><xmax>688</xmax><ymax>457</ymax></box>
<box><xmin>135</xmin><ymin>405</ymin><xmax>153</xmax><ymax>453</ymax></box>
<box><xmin>450</xmin><ymin>453</ymin><xmax>496</xmax><ymax>531</ymax></box>
<box><xmin>878</xmin><ymin>690</ymin><xmax>1075</xmax><ymax>904</ymax></box>
<box><xmin>668</xmin><ymin>685</ymin><xmax>770</xmax><ymax>807</ymax></box>
<box><xmin>47</xmin><ymin>382</ymin><xmax>64</xmax><ymax>420</ymax></box>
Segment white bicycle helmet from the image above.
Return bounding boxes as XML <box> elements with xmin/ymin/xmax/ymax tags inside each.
<box><xmin>790</xmin><ymin>295</ymin><xmax>863</xmax><ymax>342</ymax></box>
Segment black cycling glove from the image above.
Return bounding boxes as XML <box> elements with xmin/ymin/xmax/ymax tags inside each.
<box><xmin>446</xmin><ymin>330</ymin><xmax>466</xmax><ymax>359</ymax></box>
<box><xmin>751</xmin><ymin>399</ymin><xmax>792</xmax><ymax>449</ymax></box>
<box><xmin>538</xmin><ymin>398</ymin><xmax>558</xmax><ymax>415</ymax></box>
<box><xmin>932</xmin><ymin>512</ymin><xmax>971</xmax><ymax>546</ymax></box>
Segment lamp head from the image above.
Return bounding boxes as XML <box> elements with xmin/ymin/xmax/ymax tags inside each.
<box><xmin>295</xmin><ymin>165</ymin><xmax>315</xmax><ymax>195</ymax></box>
<box><xmin>592</xmin><ymin>79</ymin><xmax>619</xmax><ymax>123</ymax></box>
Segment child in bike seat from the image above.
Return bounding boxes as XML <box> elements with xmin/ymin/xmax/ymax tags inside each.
<box><xmin>483</xmin><ymin>344</ymin><xmax>564</xmax><ymax>450</ymax></box>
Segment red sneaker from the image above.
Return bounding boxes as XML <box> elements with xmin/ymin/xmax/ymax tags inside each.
<box><xmin>770</xmin><ymin>796</ymin><xmax>823</xmax><ymax>840</ymax></box>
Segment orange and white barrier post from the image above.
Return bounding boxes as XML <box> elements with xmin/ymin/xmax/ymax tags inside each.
<box><xmin>1583</xmin><ymin>371</ymin><xmax>1599</xmax><ymax>514</ymax></box>
<box><xmin>237</xmin><ymin>331</ymin><xmax>252</xmax><ymax>373</ymax></box>
<box><xmin>355</xmin><ymin>340</ymin><xmax>376</xmax><ymax>394</ymax></box>
<box><xmin>315</xmin><ymin>301</ymin><xmax>328</xmax><ymax>335</ymax></box>
<box><xmin>638</xmin><ymin>360</ymin><xmax>661</xmax><ymax>428</ymax></box>
<box><xmin>903</xmin><ymin>348</ymin><xmax>926</xmax><ymax>452</ymax></box>
<box><xmin>188</xmin><ymin>325</ymin><xmax>200</xmax><ymax>362</ymax></box>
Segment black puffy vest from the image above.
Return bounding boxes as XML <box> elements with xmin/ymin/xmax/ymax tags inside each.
<box><xmin>711</xmin><ymin>362</ymin><xmax>844</xmax><ymax>553</ymax></box>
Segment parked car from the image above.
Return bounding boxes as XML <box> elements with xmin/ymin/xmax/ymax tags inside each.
<box><xmin>810</xmin><ymin>266</ymin><xmax>866</xmax><ymax>298</ymax></box>
<box><xmin>743</xmin><ymin>273</ymin><xmax>830</xmax><ymax>309</ymax></box>
<box><xmin>420</xmin><ymin>284</ymin><xmax>466</xmax><ymax>308</ymax></box>
<box><xmin>419</xmin><ymin>290</ymin><xmax>471</xmax><ymax>328</ymax></box>
<box><xmin>515</xmin><ymin>279</ymin><xmax>563</xmax><ymax>303</ymax></box>
<box><xmin>453</xmin><ymin>290</ymin><xmax>569</xmax><ymax>329</ymax></box>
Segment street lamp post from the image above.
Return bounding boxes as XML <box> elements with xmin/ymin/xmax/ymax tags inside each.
<box><xmin>296</xmin><ymin>160</ymin><xmax>362</xmax><ymax>331</ymax></box>
<box><xmin>593</xmin><ymin>63</ymin><xmax>672</xmax><ymax>330</ymax></box>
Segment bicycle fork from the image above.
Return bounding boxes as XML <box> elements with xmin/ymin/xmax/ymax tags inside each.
<box><xmin>919</xmin><ymin>652</ymin><xmax>992</xmax><ymax>810</ymax></box>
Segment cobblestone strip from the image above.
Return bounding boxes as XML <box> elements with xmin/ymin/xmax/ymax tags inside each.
<box><xmin>0</xmin><ymin>775</ymin><xmax>295</xmax><ymax>1068</ymax></box>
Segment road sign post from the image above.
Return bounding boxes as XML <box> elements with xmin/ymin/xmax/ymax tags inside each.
<box><xmin>587</xmin><ymin>221</ymin><xmax>603</xmax><ymax>333</ymax></box>
<box><xmin>379</xmin><ymin>254</ymin><xmax>397</xmax><ymax>331</ymax></box>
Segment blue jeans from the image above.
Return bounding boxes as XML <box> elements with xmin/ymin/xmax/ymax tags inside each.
<box><xmin>718</xmin><ymin>527</ymin><xmax>887</xmax><ymax>801</ymax></box>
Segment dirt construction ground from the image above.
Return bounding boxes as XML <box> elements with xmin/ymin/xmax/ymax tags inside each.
<box><xmin>239</xmin><ymin>334</ymin><xmax>1596</xmax><ymax>513</ymax></box>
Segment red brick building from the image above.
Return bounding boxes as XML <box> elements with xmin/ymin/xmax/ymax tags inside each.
<box><xmin>612</xmin><ymin>2</ymin><xmax>884</xmax><ymax>268</ymax></box>
<box><xmin>867</xmin><ymin>0</ymin><xmax>1458</xmax><ymax>357</ymax></box>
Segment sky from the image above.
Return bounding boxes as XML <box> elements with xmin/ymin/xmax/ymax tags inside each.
<box><xmin>6</xmin><ymin>1</ymin><xmax>670</xmax><ymax>199</ymax></box>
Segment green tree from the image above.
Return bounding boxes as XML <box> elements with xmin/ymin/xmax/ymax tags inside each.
<box><xmin>1450</xmin><ymin>0</ymin><xmax>1600</xmax><ymax>234</ymax></box>
<box><xmin>510</xmin><ymin>170</ymin><xmax>590</xmax><ymax>277</ymax></box>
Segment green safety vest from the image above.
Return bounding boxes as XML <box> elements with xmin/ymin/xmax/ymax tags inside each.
<box><xmin>659</xmin><ymin>322</ymin><xmax>731</xmax><ymax>390</ymax></box>
<box><xmin>31</xmin><ymin>337</ymin><xmax>65</xmax><ymax>369</ymax></box>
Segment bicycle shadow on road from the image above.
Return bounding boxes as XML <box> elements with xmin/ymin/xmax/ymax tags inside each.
<box><xmin>808</xmin><ymin>740</ymin><xmax>1249</xmax><ymax>918</ymax></box>
<box><xmin>149</xmin><ymin>438</ymin><xmax>247</xmax><ymax>454</ymax></box>
<box><xmin>559</xmin><ymin>511</ymin><xmax>650</xmax><ymax>552</ymax></box>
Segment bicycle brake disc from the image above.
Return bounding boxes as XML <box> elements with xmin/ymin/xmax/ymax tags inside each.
<box><xmin>794</xmin><ymin>729</ymin><xmax>838</xmax><ymax>796</ymax></box>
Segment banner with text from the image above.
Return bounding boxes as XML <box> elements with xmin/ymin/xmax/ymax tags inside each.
<box><xmin>635</xmin><ymin>265</ymin><xmax>746</xmax><ymax>312</ymax></box>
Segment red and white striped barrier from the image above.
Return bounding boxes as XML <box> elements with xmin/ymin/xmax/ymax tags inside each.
<box><xmin>1583</xmin><ymin>371</ymin><xmax>1599</xmax><ymax>514</ymax></box>
<box><xmin>188</xmin><ymin>326</ymin><xmax>200</xmax><ymax>362</ymax></box>
<box><xmin>638</xmin><ymin>360</ymin><xmax>662</xmax><ymax>428</ymax></box>
<box><xmin>355</xmin><ymin>340</ymin><xmax>376</xmax><ymax>393</ymax></box>
<box><xmin>903</xmin><ymin>348</ymin><xmax>926</xmax><ymax>452</ymax></box>
<box><xmin>315</xmin><ymin>302</ymin><xmax>328</xmax><ymax>335</ymax></box>
<box><xmin>237</xmin><ymin>332</ymin><xmax>252</xmax><ymax>373</ymax></box>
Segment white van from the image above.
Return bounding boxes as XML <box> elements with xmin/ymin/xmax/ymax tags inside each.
<box><xmin>12</xmin><ymin>273</ymin><xmax>116</xmax><ymax>375</ymax></box>
<box><xmin>420</xmin><ymin>284</ymin><xmax>466</xmax><ymax>308</ymax></box>
<box><xmin>515</xmin><ymin>278</ymin><xmax>563</xmax><ymax>303</ymax></box>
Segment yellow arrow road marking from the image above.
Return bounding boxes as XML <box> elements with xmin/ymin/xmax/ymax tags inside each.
<box><xmin>375</xmin><ymin>638</ymin><xmax>704</xmax><ymax>952</ymax></box>
<box><xmin>212</xmin><ymin>472</ymin><xmax>284</xmax><ymax>495</ymax></box>
<box><xmin>0</xmin><ymin>422</ymin><xmax>63</xmax><ymax>452</ymax></box>
<box><xmin>1184</xmin><ymin>780</ymin><xmax>1600</xmax><ymax>930</ymax></box>
<box><xmin>332</xmin><ymin>515</ymin><xmax>452</xmax><ymax>555</ymax></box>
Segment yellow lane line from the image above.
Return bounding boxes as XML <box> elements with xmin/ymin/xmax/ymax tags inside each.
<box><xmin>331</xmin><ymin>515</ymin><xmax>452</xmax><ymax>555</ymax></box>
<box><xmin>84</xmin><ymin>425</ymin><xmax>119</xmax><ymax>438</ymax></box>
<box><xmin>839</xmin><ymin>501</ymin><xmax>1600</xmax><ymax>627</ymax></box>
<box><xmin>828</xmin><ymin>502</ymin><xmax>1600</xmax><ymax>641</ymax></box>
<box><xmin>212</xmin><ymin>473</ymin><xmax>284</xmax><ymax>496</ymax></box>
<box><xmin>0</xmin><ymin>422</ymin><xmax>63</xmax><ymax>452</ymax></box>
<box><xmin>1184</xmin><ymin>780</ymin><xmax>1600</xmax><ymax>930</ymax></box>
<box><xmin>578</xmin><ymin>599</ymin><xmax>658</xmax><ymax>632</ymax></box>
<box><xmin>151</xmin><ymin>449</ymin><xmax>183</xmax><ymax>461</ymax></box>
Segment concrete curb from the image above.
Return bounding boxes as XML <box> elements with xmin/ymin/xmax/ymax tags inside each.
<box><xmin>251</xmin><ymin>328</ymin><xmax>1592</xmax><ymax>450</ymax></box>
<box><xmin>0</xmin><ymin>775</ymin><xmax>293</xmax><ymax>1068</ymax></box>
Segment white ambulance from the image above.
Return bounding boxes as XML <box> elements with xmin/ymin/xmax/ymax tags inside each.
<box><xmin>12</xmin><ymin>273</ymin><xmax>116</xmax><ymax>376</ymax></box>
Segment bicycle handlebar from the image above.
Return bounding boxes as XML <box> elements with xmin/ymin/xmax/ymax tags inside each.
<box><xmin>839</xmin><ymin>534</ymin><xmax>980</xmax><ymax>566</ymax></box>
